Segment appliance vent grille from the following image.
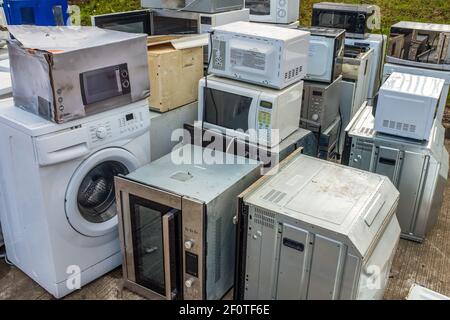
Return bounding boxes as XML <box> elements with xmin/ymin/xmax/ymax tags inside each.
<box><xmin>358</xmin><ymin>126</ymin><xmax>374</xmax><ymax>136</ymax></box>
<box><xmin>285</xmin><ymin>66</ymin><xmax>302</xmax><ymax>80</ymax></box>
<box><xmin>263</xmin><ymin>189</ymin><xmax>287</xmax><ymax>204</ymax></box>
<box><xmin>382</xmin><ymin>120</ymin><xmax>416</xmax><ymax>133</ymax></box>
<box><xmin>253</xmin><ymin>207</ymin><xmax>276</xmax><ymax>229</ymax></box>
<box><xmin>355</xmin><ymin>140</ymin><xmax>373</xmax><ymax>152</ymax></box>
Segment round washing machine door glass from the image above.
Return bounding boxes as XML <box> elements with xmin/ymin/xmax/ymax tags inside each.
<box><xmin>65</xmin><ymin>148</ymin><xmax>140</xmax><ymax>237</ymax></box>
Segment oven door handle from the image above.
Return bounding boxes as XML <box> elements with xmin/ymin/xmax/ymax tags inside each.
<box><xmin>162</xmin><ymin>211</ymin><xmax>177</xmax><ymax>300</ymax></box>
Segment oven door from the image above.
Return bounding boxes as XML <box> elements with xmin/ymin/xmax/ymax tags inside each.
<box><xmin>199</xmin><ymin>80</ymin><xmax>259</xmax><ymax>142</ymax></box>
<box><xmin>116</xmin><ymin>179</ymin><xmax>183</xmax><ymax>300</ymax></box>
<box><xmin>312</xmin><ymin>10</ymin><xmax>361</xmax><ymax>35</ymax></box>
<box><xmin>91</xmin><ymin>10</ymin><xmax>152</xmax><ymax>34</ymax></box>
<box><xmin>152</xmin><ymin>10</ymin><xmax>200</xmax><ymax>35</ymax></box>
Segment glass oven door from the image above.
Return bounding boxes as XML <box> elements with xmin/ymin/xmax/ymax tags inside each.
<box><xmin>203</xmin><ymin>87</ymin><xmax>253</xmax><ymax>131</ymax></box>
<box><xmin>126</xmin><ymin>193</ymin><xmax>182</xmax><ymax>300</ymax></box>
<box><xmin>151</xmin><ymin>10</ymin><xmax>199</xmax><ymax>35</ymax></box>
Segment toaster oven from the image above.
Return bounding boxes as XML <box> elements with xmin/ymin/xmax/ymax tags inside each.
<box><xmin>115</xmin><ymin>144</ymin><xmax>261</xmax><ymax>300</ymax></box>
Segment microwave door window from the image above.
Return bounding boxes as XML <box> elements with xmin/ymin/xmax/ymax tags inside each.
<box><xmin>129</xmin><ymin>195</ymin><xmax>182</xmax><ymax>298</ymax></box>
<box><xmin>152</xmin><ymin>16</ymin><xmax>198</xmax><ymax>35</ymax></box>
<box><xmin>93</xmin><ymin>11</ymin><xmax>152</xmax><ymax>34</ymax></box>
<box><xmin>81</xmin><ymin>67</ymin><xmax>122</xmax><ymax>105</ymax></box>
<box><xmin>204</xmin><ymin>88</ymin><xmax>252</xmax><ymax>131</ymax></box>
<box><xmin>246</xmin><ymin>0</ymin><xmax>271</xmax><ymax>16</ymax></box>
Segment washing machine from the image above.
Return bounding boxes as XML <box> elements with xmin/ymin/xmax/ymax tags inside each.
<box><xmin>0</xmin><ymin>98</ymin><xmax>151</xmax><ymax>298</ymax></box>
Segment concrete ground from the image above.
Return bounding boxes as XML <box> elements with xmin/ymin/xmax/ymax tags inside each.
<box><xmin>1</xmin><ymin>144</ymin><xmax>449</xmax><ymax>300</ymax></box>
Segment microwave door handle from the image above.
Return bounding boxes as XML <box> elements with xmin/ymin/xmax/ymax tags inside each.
<box><xmin>162</xmin><ymin>212</ymin><xmax>176</xmax><ymax>300</ymax></box>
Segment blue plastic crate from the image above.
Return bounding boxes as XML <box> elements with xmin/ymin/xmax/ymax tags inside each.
<box><xmin>3</xmin><ymin>0</ymin><xmax>69</xmax><ymax>26</ymax></box>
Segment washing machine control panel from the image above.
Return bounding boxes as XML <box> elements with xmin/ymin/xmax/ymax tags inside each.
<box><xmin>87</xmin><ymin>108</ymin><xmax>148</xmax><ymax>146</ymax></box>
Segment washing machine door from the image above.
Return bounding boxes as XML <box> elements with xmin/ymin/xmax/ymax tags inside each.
<box><xmin>65</xmin><ymin>148</ymin><xmax>140</xmax><ymax>237</ymax></box>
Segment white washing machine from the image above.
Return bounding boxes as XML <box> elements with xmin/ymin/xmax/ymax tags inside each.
<box><xmin>0</xmin><ymin>98</ymin><xmax>151</xmax><ymax>298</ymax></box>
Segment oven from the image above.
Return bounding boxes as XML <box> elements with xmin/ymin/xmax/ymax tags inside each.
<box><xmin>115</xmin><ymin>144</ymin><xmax>261</xmax><ymax>300</ymax></box>
<box><xmin>141</xmin><ymin>0</ymin><xmax>244</xmax><ymax>14</ymax></box>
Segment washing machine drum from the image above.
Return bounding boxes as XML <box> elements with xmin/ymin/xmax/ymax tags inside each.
<box><xmin>77</xmin><ymin>161</ymin><xmax>128</xmax><ymax>224</ymax></box>
<box><xmin>66</xmin><ymin>148</ymin><xmax>140</xmax><ymax>237</ymax></box>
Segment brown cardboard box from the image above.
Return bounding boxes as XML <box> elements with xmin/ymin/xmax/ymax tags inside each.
<box><xmin>147</xmin><ymin>35</ymin><xmax>206</xmax><ymax>113</ymax></box>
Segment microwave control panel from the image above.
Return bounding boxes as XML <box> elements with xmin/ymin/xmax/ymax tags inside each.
<box><xmin>182</xmin><ymin>199</ymin><xmax>205</xmax><ymax>300</ymax></box>
<box><xmin>257</xmin><ymin>101</ymin><xmax>273</xmax><ymax>144</ymax></box>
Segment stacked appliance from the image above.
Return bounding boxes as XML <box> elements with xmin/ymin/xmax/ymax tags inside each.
<box><xmin>0</xmin><ymin>26</ymin><xmax>152</xmax><ymax>298</ymax></box>
<box><xmin>343</xmin><ymin>73</ymin><xmax>449</xmax><ymax>242</ymax></box>
<box><xmin>311</xmin><ymin>2</ymin><xmax>386</xmax><ymax>111</ymax></box>
<box><xmin>298</xmin><ymin>26</ymin><xmax>344</xmax><ymax>160</ymax></box>
<box><xmin>201</xmin><ymin>21</ymin><xmax>310</xmax><ymax>150</ymax></box>
<box><xmin>235</xmin><ymin>151</ymin><xmax>401</xmax><ymax>300</ymax></box>
<box><xmin>384</xmin><ymin>22</ymin><xmax>450</xmax><ymax>123</ymax></box>
<box><xmin>115</xmin><ymin>144</ymin><xmax>261</xmax><ymax>300</ymax></box>
<box><xmin>245</xmin><ymin>0</ymin><xmax>300</xmax><ymax>25</ymax></box>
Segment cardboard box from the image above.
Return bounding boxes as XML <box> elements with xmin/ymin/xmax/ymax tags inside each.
<box><xmin>148</xmin><ymin>35</ymin><xmax>206</xmax><ymax>113</ymax></box>
<box><xmin>7</xmin><ymin>25</ymin><xmax>150</xmax><ymax>123</ymax></box>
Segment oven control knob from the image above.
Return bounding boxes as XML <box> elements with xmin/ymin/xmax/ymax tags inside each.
<box><xmin>184</xmin><ymin>240</ymin><xmax>195</xmax><ymax>250</ymax></box>
<box><xmin>96</xmin><ymin>127</ymin><xmax>108</xmax><ymax>139</ymax></box>
<box><xmin>312</xmin><ymin>114</ymin><xmax>319</xmax><ymax>122</ymax></box>
<box><xmin>185</xmin><ymin>278</ymin><xmax>195</xmax><ymax>288</ymax></box>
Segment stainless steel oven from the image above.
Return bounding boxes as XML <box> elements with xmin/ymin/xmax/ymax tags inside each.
<box><xmin>115</xmin><ymin>144</ymin><xmax>261</xmax><ymax>300</ymax></box>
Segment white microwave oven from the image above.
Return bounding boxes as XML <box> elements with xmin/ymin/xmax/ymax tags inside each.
<box><xmin>375</xmin><ymin>72</ymin><xmax>445</xmax><ymax>141</ymax></box>
<box><xmin>208</xmin><ymin>21</ymin><xmax>310</xmax><ymax>89</ymax></box>
<box><xmin>198</xmin><ymin>75</ymin><xmax>303</xmax><ymax>147</ymax></box>
<box><xmin>245</xmin><ymin>0</ymin><xmax>300</xmax><ymax>24</ymax></box>
<box><xmin>298</xmin><ymin>26</ymin><xmax>345</xmax><ymax>83</ymax></box>
<box><xmin>91</xmin><ymin>8</ymin><xmax>249</xmax><ymax>36</ymax></box>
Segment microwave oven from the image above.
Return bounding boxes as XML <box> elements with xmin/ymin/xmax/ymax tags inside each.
<box><xmin>245</xmin><ymin>0</ymin><xmax>300</xmax><ymax>24</ymax></box>
<box><xmin>312</xmin><ymin>2</ymin><xmax>380</xmax><ymax>39</ymax></box>
<box><xmin>386</xmin><ymin>21</ymin><xmax>450</xmax><ymax>71</ymax></box>
<box><xmin>115</xmin><ymin>144</ymin><xmax>261</xmax><ymax>300</ymax></box>
<box><xmin>298</xmin><ymin>26</ymin><xmax>345</xmax><ymax>83</ymax></box>
<box><xmin>141</xmin><ymin>0</ymin><xmax>244</xmax><ymax>14</ymax></box>
<box><xmin>198</xmin><ymin>75</ymin><xmax>303</xmax><ymax>148</ymax></box>
<box><xmin>91</xmin><ymin>8</ymin><xmax>250</xmax><ymax>36</ymax></box>
<box><xmin>208</xmin><ymin>21</ymin><xmax>310</xmax><ymax>89</ymax></box>
<box><xmin>375</xmin><ymin>72</ymin><xmax>445</xmax><ymax>141</ymax></box>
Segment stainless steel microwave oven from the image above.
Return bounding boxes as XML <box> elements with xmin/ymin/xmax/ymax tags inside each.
<box><xmin>141</xmin><ymin>0</ymin><xmax>244</xmax><ymax>14</ymax></box>
<box><xmin>91</xmin><ymin>8</ymin><xmax>249</xmax><ymax>36</ymax></box>
<box><xmin>312</xmin><ymin>2</ymin><xmax>379</xmax><ymax>39</ymax></box>
<box><xmin>115</xmin><ymin>144</ymin><xmax>261</xmax><ymax>300</ymax></box>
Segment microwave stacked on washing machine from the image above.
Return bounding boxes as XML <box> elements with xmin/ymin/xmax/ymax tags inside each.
<box><xmin>245</xmin><ymin>0</ymin><xmax>300</xmax><ymax>24</ymax></box>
